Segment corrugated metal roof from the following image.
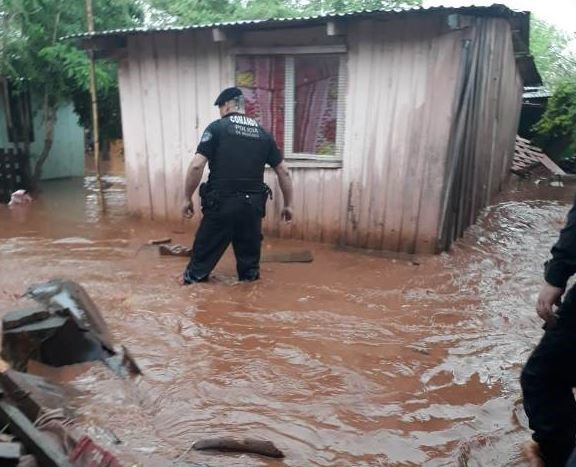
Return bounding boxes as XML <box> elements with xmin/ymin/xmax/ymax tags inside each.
<box><xmin>523</xmin><ymin>86</ymin><xmax>552</xmax><ymax>99</ymax></box>
<box><xmin>61</xmin><ymin>4</ymin><xmax>527</xmax><ymax>41</ymax></box>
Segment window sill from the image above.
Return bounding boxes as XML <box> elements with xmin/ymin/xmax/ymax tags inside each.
<box><xmin>282</xmin><ymin>158</ymin><xmax>343</xmax><ymax>169</ymax></box>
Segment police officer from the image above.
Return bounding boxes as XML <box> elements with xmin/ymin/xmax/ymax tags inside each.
<box><xmin>521</xmin><ymin>195</ymin><xmax>576</xmax><ymax>466</ymax></box>
<box><xmin>181</xmin><ymin>87</ymin><xmax>293</xmax><ymax>284</ymax></box>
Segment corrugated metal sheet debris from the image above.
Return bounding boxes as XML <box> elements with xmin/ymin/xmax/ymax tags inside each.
<box><xmin>523</xmin><ymin>86</ymin><xmax>552</xmax><ymax>99</ymax></box>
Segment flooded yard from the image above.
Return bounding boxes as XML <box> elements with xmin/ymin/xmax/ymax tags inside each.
<box><xmin>0</xmin><ymin>175</ymin><xmax>573</xmax><ymax>466</ymax></box>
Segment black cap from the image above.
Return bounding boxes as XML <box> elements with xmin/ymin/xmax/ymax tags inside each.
<box><xmin>214</xmin><ymin>87</ymin><xmax>243</xmax><ymax>106</ymax></box>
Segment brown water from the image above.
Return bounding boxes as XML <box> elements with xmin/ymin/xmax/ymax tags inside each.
<box><xmin>0</xmin><ymin>175</ymin><xmax>573</xmax><ymax>466</ymax></box>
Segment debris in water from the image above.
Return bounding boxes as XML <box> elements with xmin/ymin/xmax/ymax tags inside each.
<box><xmin>8</xmin><ymin>190</ymin><xmax>32</xmax><ymax>208</ymax></box>
<box><xmin>2</xmin><ymin>280</ymin><xmax>141</xmax><ymax>378</ymax></box>
<box><xmin>261</xmin><ymin>249</ymin><xmax>313</xmax><ymax>263</ymax></box>
<box><xmin>159</xmin><ymin>244</ymin><xmax>314</xmax><ymax>263</ymax></box>
<box><xmin>148</xmin><ymin>238</ymin><xmax>172</xmax><ymax>245</ymax></box>
<box><xmin>0</xmin><ymin>363</ymin><xmax>124</xmax><ymax>466</ymax></box>
<box><xmin>192</xmin><ymin>437</ymin><xmax>285</xmax><ymax>458</ymax></box>
<box><xmin>23</xmin><ymin>280</ymin><xmax>114</xmax><ymax>351</ymax></box>
<box><xmin>159</xmin><ymin>244</ymin><xmax>192</xmax><ymax>257</ymax></box>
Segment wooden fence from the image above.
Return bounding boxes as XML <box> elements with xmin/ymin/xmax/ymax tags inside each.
<box><xmin>0</xmin><ymin>149</ymin><xmax>30</xmax><ymax>204</ymax></box>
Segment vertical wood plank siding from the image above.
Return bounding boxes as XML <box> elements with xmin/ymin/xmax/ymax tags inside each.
<box><xmin>437</xmin><ymin>18</ymin><xmax>523</xmax><ymax>251</ymax></box>
<box><xmin>342</xmin><ymin>17</ymin><xmax>464</xmax><ymax>253</ymax></box>
<box><xmin>118</xmin><ymin>15</ymin><xmax>523</xmax><ymax>254</ymax></box>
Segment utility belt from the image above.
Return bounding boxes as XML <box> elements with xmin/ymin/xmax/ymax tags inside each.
<box><xmin>204</xmin><ymin>179</ymin><xmax>271</xmax><ymax>195</ymax></box>
<box><xmin>199</xmin><ymin>180</ymin><xmax>272</xmax><ymax>215</ymax></box>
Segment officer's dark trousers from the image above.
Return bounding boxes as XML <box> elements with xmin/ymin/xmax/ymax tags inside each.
<box><xmin>183</xmin><ymin>193</ymin><xmax>264</xmax><ymax>283</ymax></box>
<box><xmin>521</xmin><ymin>288</ymin><xmax>576</xmax><ymax>467</ymax></box>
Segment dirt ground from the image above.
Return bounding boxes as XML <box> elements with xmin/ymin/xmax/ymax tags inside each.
<box><xmin>0</xmin><ymin>174</ymin><xmax>573</xmax><ymax>466</ymax></box>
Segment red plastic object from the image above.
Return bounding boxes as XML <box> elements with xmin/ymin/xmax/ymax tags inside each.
<box><xmin>69</xmin><ymin>436</ymin><xmax>122</xmax><ymax>467</ymax></box>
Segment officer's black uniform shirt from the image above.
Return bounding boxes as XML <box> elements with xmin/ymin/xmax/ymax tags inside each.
<box><xmin>545</xmin><ymin>195</ymin><xmax>576</xmax><ymax>289</ymax></box>
<box><xmin>196</xmin><ymin>112</ymin><xmax>282</xmax><ymax>185</ymax></box>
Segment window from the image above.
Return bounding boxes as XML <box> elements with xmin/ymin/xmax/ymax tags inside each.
<box><xmin>235</xmin><ymin>53</ymin><xmax>345</xmax><ymax>161</ymax></box>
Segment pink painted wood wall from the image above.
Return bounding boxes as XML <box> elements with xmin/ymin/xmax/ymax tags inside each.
<box><xmin>117</xmin><ymin>15</ymin><xmax>524</xmax><ymax>253</ymax></box>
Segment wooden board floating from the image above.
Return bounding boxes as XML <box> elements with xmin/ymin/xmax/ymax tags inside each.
<box><xmin>192</xmin><ymin>437</ymin><xmax>284</xmax><ymax>458</ymax></box>
<box><xmin>148</xmin><ymin>237</ymin><xmax>172</xmax><ymax>245</ymax></box>
<box><xmin>159</xmin><ymin>244</ymin><xmax>192</xmax><ymax>257</ymax></box>
<box><xmin>261</xmin><ymin>249</ymin><xmax>313</xmax><ymax>263</ymax></box>
<box><xmin>159</xmin><ymin>245</ymin><xmax>314</xmax><ymax>263</ymax></box>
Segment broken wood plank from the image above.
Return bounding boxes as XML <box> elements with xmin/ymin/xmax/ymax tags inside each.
<box><xmin>335</xmin><ymin>244</ymin><xmax>420</xmax><ymax>264</ymax></box>
<box><xmin>0</xmin><ymin>394</ymin><xmax>72</xmax><ymax>467</ymax></box>
<box><xmin>538</xmin><ymin>154</ymin><xmax>566</xmax><ymax>176</ymax></box>
<box><xmin>0</xmin><ymin>442</ymin><xmax>22</xmax><ymax>463</ymax></box>
<box><xmin>2</xmin><ymin>315</ymin><xmax>69</xmax><ymax>372</ymax></box>
<box><xmin>105</xmin><ymin>345</ymin><xmax>142</xmax><ymax>378</ymax></box>
<box><xmin>24</xmin><ymin>280</ymin><xmax>115</xmax><ymax>352</ymax></box>
<box><xmin>158</xmin><ymin>244</ymin><xmax>314</xmax><ymax>263</ymax></box>
<box><xmin>4</xmin><ymin>282</ymin><xmax>142</xmax><ymax>378</ymax></box>
<box><xmin>148</xmin><ymin>237</ymin><xmax>172</xmax><ymax>245</ymax></box>
<box><xmin>261</xmin><ymin>250</ymin><xmax>314</xmax><ymax>263</ymax></box>
<box><xmin>192</xmin><ymin>437</ymin><xmax>284</xmax><ymax>458</ymax></box>
<box><xmin>159</xmin><ymin>244</ymin><xmax>192</xmax><ymax>257</ymax></box>
<box><xmin>2</xmin><ymin>308</ymin><xmax>51</xmax><ymax>331</ymax></box>
<box><xmin>0</xmin><ymin>370</ymin><xmax>72</xmax><ymax>422</ymax></box>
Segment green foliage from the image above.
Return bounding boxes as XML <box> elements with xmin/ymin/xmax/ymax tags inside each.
<box><xmin>0</xmin><ymin>0</ymin><xmax>143</xmax><ymax>167</ymax></box>
<box><xmin>71</xmin><ymin>60</ymin><xmax>124</xmax><ymax>143</ymax></box>
<box><xmin>148</xmin><ymin>0</ymin><xmax>239</xmax><ymax>25</ymax></box>
<box><xmin>147</xmin><ymin>0</ymin><xmax>423</xmax><ymax>25</ymax></box>
<box><xmin>530</xmin><ymin>17</ymin><xmax>576</xmax><ymax>88</ymax></box>
<box><xmin>534</xmin><ymin>79</ymin><xmax>576</xmax><ymax>154</ymax></box>
<box><xmin>529</xmin><ymin>17</ymin><xmax>576</xmax><ymax>156</ymax></box>
<box><xmin>1</xmin><ymin>0</ymin><xmax>142</xmax><ymax>97</ymax></box>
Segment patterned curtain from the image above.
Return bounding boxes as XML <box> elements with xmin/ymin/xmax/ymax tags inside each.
<box><xmin>235</xmin><ymin>56</ymin><xmax>285</xmax><ymax>151</ymax></box>
<box><xmin>293</xmin><ymin>55</ymin><xmax>339</xmax><ymax>155</ymax></box>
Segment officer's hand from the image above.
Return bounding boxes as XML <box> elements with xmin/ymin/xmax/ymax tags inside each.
<box><xmin>182</xmin><ymin>200</ymin><xmax>194</xmax><ymax>219</ymax></box>
<box><xmin>536</xmin><ymin>282</ymin><xmax>564</xmax><ymax>323</ymax></box>
<box><xmin>281</xmin><ymin>206</ymin><xmax>293</xmax><ymax>223</ymax></box>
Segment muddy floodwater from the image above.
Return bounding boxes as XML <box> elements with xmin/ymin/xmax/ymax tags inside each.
<box><xmin>0</xmin><ymin>175</ymin><xmax>574</xmax><ymax>466</ymax></box>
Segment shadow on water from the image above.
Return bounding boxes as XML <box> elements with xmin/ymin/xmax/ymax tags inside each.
<box><xmin>0</xmin><ymin>175</ymin><xmax>574</xmax><ymax>466</ymax></box>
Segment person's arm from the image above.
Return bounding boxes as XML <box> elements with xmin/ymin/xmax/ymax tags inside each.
<box><xmin>181</xmin><ymin>153</ymin><xmax>208</xmax><ymax>218</ymax></box>
<box><xmin>537</xmin><ymin>199</ymin><xmax>576</xmax><ymax>322</ymax></box>
<box><xmin>273</xmin><ymin>161</ymin><xmax>293</xmax><ymax>223</ymax></box>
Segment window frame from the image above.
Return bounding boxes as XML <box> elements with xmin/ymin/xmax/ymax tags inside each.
<box><xmin>232</xmin><ymin>46</ymin><xmax>346</xmax><ymax>167</ymax></box>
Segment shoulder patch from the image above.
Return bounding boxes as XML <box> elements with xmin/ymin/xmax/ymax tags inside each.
<box><xmin>200</xmin><ymin>130</ymin><xmax>212</xmax><ymax>143</ymax></box>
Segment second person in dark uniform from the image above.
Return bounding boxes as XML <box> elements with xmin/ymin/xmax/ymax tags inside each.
<box><xmin>521</xmin><ymin>193</ymin><xmax>576</xmax><ymax>466</ymax></box>
<box><xmin>181</xmin><ymin>87</ymin><xmax>293</xmax><ymax>284</ymax></box>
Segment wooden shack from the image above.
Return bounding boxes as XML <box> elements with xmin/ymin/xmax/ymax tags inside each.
<box><xmin>69</xmin><ymin>5</ymin><xmax>541</xmax><ymax>253</ymax></box>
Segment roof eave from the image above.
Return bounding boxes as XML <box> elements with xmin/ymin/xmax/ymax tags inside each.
<box><xmin>62</xmin><ymin>4</ymin><xmax>530</xmax><ymax>44</ymax></box>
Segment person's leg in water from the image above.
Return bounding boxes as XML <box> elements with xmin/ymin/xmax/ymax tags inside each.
<box><xmin>232</xmin><ymin>193</ymin><xmax>263</xmax><ymax>281</ymax></box>
<box><xmin>183</xmin><ymin>201</ymin><xmax>233</xmax><ymax>284</ymax></box>
<box><xmin>521</xmin><ymin>294</ymin><xmax>576</xmax><ymax>466</ymax></box>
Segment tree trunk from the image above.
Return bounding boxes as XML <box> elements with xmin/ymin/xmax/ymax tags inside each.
<box><xmin>31</xmin><ymin>94</ymin><xmax>58</xmax><ymax>190</ymax></box>
<box><xmin>29</xmin><ymin>3</ymin><xmax>62</xmax><ymax>192</ymax></box>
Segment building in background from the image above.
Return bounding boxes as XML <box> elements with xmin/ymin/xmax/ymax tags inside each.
<box><xmin>0</xmin><ymin>79</ymin><xmax>85</xmax><ymax>181</ymax></box>
<box><xmin>68</xmin><ymin>5</ymin><xmax>541</xmax><ymax>253</ymax></box>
